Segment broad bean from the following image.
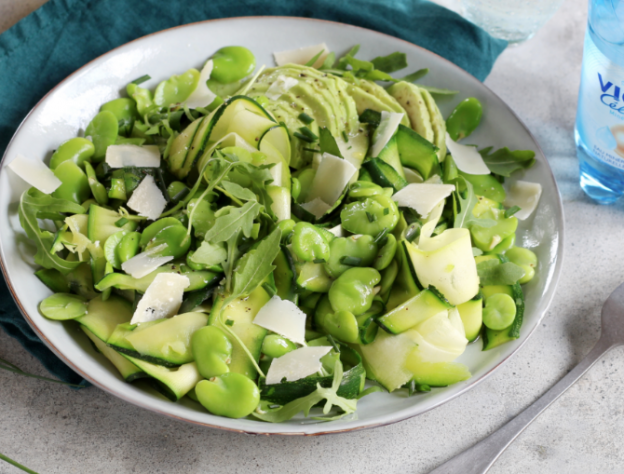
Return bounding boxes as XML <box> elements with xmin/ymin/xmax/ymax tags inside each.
<box><xmin>291</xmin><ymin>222</ymin><xmax>330</xmax><ymax>263</ymax></box>
<box><xmin>192</xmin><ymin>326</ymin><xmax>232</xmax><ymax>379</ymax></box>
<box><xmin>328</xmin><ymin>267</ymin><xmax>381</xmax><ymax>315</ymax></box>
<box><xmin>49</xmin><ymin>137</ymin><xmax>94</xmax><ymax>170</ymax></box>
<box><xmin>505</xmin><ymin>247</ymin><xmax>538</xmax><ymax>284</ymax></box>
<box><xmin>324</xmin><ymin>234</ymin><xmax>377</xmax><ymax>278</ymax></box>
<box><xmin>195</xmin><ymin>373</ymin><xmax>260</xmax><ymax>419</ymax></box>
<box><xmin>446</xmin><ymin>97</ymin><xmax>482</xmax><ymax>141</ymax></box>
<box><xmin>340</xmin><ymin>194</ymin><xmax>399</xmax><ymax>235</ymax></box>
<box><xmin>483</xmin><ymin>293</ymin><xmax>516</xmax><ymax>330</ymax></box>
<box><xmin>39</xmin><ymin>293</ymin><xmax>88</xmax><ymax>320</ymax></box>
<box><xmin>85</xmin><ymin>110</ymin><xmax>119</xmax><ymax>161</ymax></box>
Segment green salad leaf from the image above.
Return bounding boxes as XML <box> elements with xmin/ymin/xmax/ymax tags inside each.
<box><xmin>230</xmin><ymin>227</ymin><xmax>281</xmax><ymax>300</ymax></box>
<box><xmin>203</xmin><ymin>201</ymin><xmax>261</xmax><ymax>244</ymax></box>
<box><xmin>479</xmin><ymin>146</ymin><xmax>536</xmax><ymax>177</ymax></box>
<box><xmin>477</xmin><ymin>259</ymin><xmax>526</xmax><ymax>286</ymax></box>
<box><xmin>252</xmin><ymin>360</ymin><xmax>357</xmax><ymax>423</ymax></box>
<box><xmin>453</xmin><ymin>177</ymin><xmax>496</xmax><ymax>230</ymax></box>
<box><xmin>18</xmin><ymin>189</ymin><xmax>86</xmax><ymax>275</ymax></box>
<box><xmin>190</xmin><ymin>241</ymin><xmax>227</xmax><ymax>266</ymax></box>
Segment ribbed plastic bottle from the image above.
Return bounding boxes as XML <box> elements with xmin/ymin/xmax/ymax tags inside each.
<box><xmin>575</xmin><ymin>0</ymin><xmax>624</xmax><ymax>203</ymax></box>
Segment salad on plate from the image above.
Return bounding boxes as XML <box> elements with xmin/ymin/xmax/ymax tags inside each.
<box><xmin>8</xmin><ymin>43</ymin><xmax>542</xmax><ymax>422</ymax></box>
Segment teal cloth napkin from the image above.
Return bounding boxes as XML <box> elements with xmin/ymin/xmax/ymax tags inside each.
<box><xmin>0</xmin><ymin>0</ymin><xmax>506</xmax><ymax>384</ymax></box>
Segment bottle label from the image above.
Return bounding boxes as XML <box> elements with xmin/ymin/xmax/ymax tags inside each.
<box><xmin>577</xmin><ymin>32</ymin><xmax>624</xmax><ymax>170</ymax></box>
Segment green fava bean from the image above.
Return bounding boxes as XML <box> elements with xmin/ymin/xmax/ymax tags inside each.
<box><xmin>340</xmin><ymin>194</ymin><xmax>399</xmax><ymax>236</ymax></box>
<box><xmin>505</xmin><ymin>247</ymin><xmax>538</xmax><ymax>284</ymax></box>
<box><xmin>85</xmin><ymin>110</ymin><xmax>119</xmax><ymax>161</ymax></box>
<box><xmin>325</xmin><ymin>234</ymin><xmax>378</xmax><ymax>278</ymax></box>
<box><xmin>446</xmin><ymin>97</ymin><xmax>483</xmax><ymax>141</ymax></box>
<box><xmin>154</xmin><ymin>69</ymin><xmax>200</xmax><ymax>107</ymax></box>
<box><xmin>460</xmin><ymin>172</ymin><xmax>506</xmax><ymax>203</ymax></box>
<box><xmin>277</xmin><ymin>219</ymin><xmax>296</xmax><ymax>241</ymax></box>
<box><xmin>291</xmin><ymin>177</ymin><xmax>302</xmax><ymax>201</ymax></box>
<box><xmin>323</xmin><ymin>310</ymin><xmax>360</xmax><ymax>344</ymax></box>
<box><xmin>328</xmin><ymin>267</ymin><xmax>381</xmax><ymax>316</ymax></box>
<box><xmin>126</xmin><ymin>83</ymin><xmax>156</xmax><ymax>117</ymax></box>
<box><xmin>84</xmin><ymin>161</ymin><xmax>108</xmax><ymax>205</ymax></box>
<box><xmin>140</xmin><ymin>218</ymin><xmax>184</xmax><ymax>247</ymax></box>
<box><xmin>348</xmin><ymin>181</ymin><xmax>386</xmax><ymax>200</ymax></box>
<box><xmin>292</xmin><ymin>222</ymin><xmax>330</xmax><ymax>263</ymax></box>
<box><xmin>195</xmin><ymin>373</ymin><xmax>260</xmax><ymax>419</ymax></box>
<box><xmin>117</xmin><ymin>232</ymin><xmax>141</xmax><ymax>264</ymax></box>
<box><xmin>100</xmin><ymin>98</ymin><xmax>139</xmax><ymax>136</ymax></box>
<box><xmin>262</xmin><ymin>335</ymin><xmax>297</xmax><ymax>359</ymax></box>
<box><xmin>471</xmin><ymin>210</ymin><xmax>518</xmax><ymax>252</ymax></box>
<box><xmin>52</xmin><ymin>160</ymin><xmax>91</xmax><ymax>204</ymax></box>
<box><xmin>294</xmin><ymin>168</ymin><xmax>315</xmax><ymax>203</ymax></box>
<box><xmin>483</xmin><ymin>293</ymin><xmax>516</xmax><ymax>330</ymax></box>
<box><xmin>211</xmin><ymin>46</ymin><xmax>256</xmax><ymax>84</ymax></box>
<box><xmin>487</xmin><ymin>233</ymin><xmax>515</xmax><ymax>255</ymax></box>
<box><xmin>374</xmin><ymin>233</ymin><xmax>397</xmax><ymax>271</ymax></box>
<box><xmin>104</xmin><ymin>231</ymin><xmax>127</xmax><ymax>269</ymax></box>
<box><xmin>49</xmin><ymin>137</ymin><xmax>95</xmax><ymax>170</ymax></box>
<box><xmin>145</xmin><ymin>224</ymin><xmax>191</xmax><ymax>258</ymax></box>
<box><xmin>191</xmin><ymin>326</ymin><xmax>232</xmax><ymax>379</ymax></box>
<box><xmin>40</xmin><ymin>293</ymin><xmax>88</xmax><ymax>320</ymax></box>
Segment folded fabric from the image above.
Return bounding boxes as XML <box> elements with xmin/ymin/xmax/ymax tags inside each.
<box><xmin>0</xmin><ymin>0</ymin><xmax>506</xmax><ymax>385</ymax></box>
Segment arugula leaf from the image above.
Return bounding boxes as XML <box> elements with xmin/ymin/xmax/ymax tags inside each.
<box><xmin>320</xmin><ymin>51</ymin><xmax>336</xmax><ymax>69</ymax></box>
<box><xmin>18</xmin><ymin>189</ymin><xmax>86</xmax><ymax>275</ymax></box>
<box><xmin>400</xmin><ymin>68</ymin><xmax>429</xmax><ymax>83</ymax></box>
<box><xmin>251</xmin><ymin>359</ymin><xmax>357</xmax><ymax>423</ymax></box>
<box><xmin>477</xmin><ymin>259</ymin><xmax>525</xmax><ymax>286</ymax></box>
<box><xmin>187</xmin><ymin>197</ymin><xmax>216</xmax><ymax>238</ymax></box>
<box><xmin>419</xmin><ymin>85</ymin><xmax>459</xmax><ymax>96</ymax></box>
<box><xmin>335</xmin><ymin>45</ymin><xmax>361</xmax><ymax>70</ymax></box>
<box><xmin>230</xmin><ymin>227</ymin><xmax>281</xmax><ymax>299</ymax></box>
<box><xmin>203</xmin><ymin>201</ymin><xmax>260</xmax><ymax>244</ymax></box>
<box><xmin>479</xmin><ymin>146</ymin><xmax>536</xmax><ymax>177</ymax></box>
<box><xmin>304</xmin><ymin>49</ymin><xmax>325</xmax><ymax>67</ymax></box>
<box><xmin>220</xmin><ymin>180</ymin><xmax>257</xmax><ymax>203</ymax></box>
<box><xmin>364</xmin><ymin>70</ymin><xmax>397</xmax><ymax>82</ymax></box>
<box><xmin>371</xmin><ymin>52</ymin><xmax>407</xmax><ymax>73</ymax></box>
<box><xmin>190</xmin><ymin>241</ymin><xmax>227</xmax><ymax>266</ymax></box>
<box><xmin>453</xmin><ymin>177</ymin><xmax>496</xmax><ymax>229</ymax></box>
<box><xmin>318</xmin><ymin>128</ymin><xmax>343</xmax><ymax>158</ymax></box>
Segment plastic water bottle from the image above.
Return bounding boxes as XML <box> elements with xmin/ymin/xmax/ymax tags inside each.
<box><xmin>575</xmin><ymin>0</ymin><xmax>624</xmax><ymax>203</ymax></box>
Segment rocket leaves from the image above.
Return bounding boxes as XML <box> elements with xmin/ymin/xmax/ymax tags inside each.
<box><xmin>479</xmin><ymin>146</ymin><xmax>536</xmax><ymax>178</ymax></box>
<box><xmin>18</xmin><ymin>188</ymin><xmax>86</xmax><ymax>275</ymax></box>
<box><xmin>453</xmin><ymin>177</ymin><xmax>496</xmax><ymax>230</ymax></box>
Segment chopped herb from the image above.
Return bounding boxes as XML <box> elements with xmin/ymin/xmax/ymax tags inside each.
<box><xmin>225</xmin><ymin>319</ymin><xmax>234</xmax><ymax>326</ymax></box>
<box><xmin>313</xmin><ymin>258</ymin><xmax>326</xmax><ymax>264</ymax></box>
<box><xmin>114</xmin><ymin>217</ymin><xmax>129</xmax><ymax>227</ymax></box>
<box><xmin>304</xmin><ymin>49</ymin><xmax>325</xmax><ymax>67</ymax></box>
<box><xmin>298</xmin><ymin>112</ymin><xmax>315</xmax><ymax>124</ymax></box>
<box><xmin>342</xmin><ymin>131</ymin><xmax>349</xmax><ymax>142</ymax></box>
<box><xmin>401</xmin><ymin>68</ymin><xmax>429</xmax><ymax>83</ymax></box>
<box><xmin>340</xmin><ymin>256</ymin><xmax>362</xmax><ymax>266</ymax></box>
<box><xmin>366</xmin><ymin>211</ymin><xmax>376</xmax><ymax>222</ymax></box>
<box><xmin>293</xmin><ymin>131</ymin><xmax>315</xmax><ymax>143</ymax></box>
<box><xmin>326</xmin><ymin>334</ymin><xmax>340</xmax><ymax>353</ymax></box>
<box><xmin>298</xmin><ymin>126</ymin><xmax>318</xmax><ymax>142</ymax></box>
<box><xmin>373</xmin><ymin>228</ymin><xmax>388</xmax><ymax>245</ymax></box>
<box><xmin>318</xmin><ymin>128</ymin><xmax>343</xmax><ymax>158</ymax></box>
<box><xmin>262</xmin><ymin>283</ymin><xmax>277</xmax><ymax>298</ymax></box>
<box><xmin>303</xmin><ymin>147</ymin><xmax>321</xmax><ymax>153</ymax></box>
<box><xmin>505</xmin><ymin>206</ymin><xmax>522</xmax><ymax>218</ymax></box>
<box><xmin>419</xmin><ymin>85</ymin><xmax>459</xmax><ymax>96</ymax></box>
<box><xmin>383</xmin><ymin>208</ymin><xmax>390</xmax><ymax>215</ymax></box>
<box><xmin>131</xmin><ymin>74</ymin><xmax>151</xmax><ymax>85</ymax></box>
<box><xmin>371</xmin><ymin>52</ymin><xmax>408</xmax><ymax>73</ymax></box>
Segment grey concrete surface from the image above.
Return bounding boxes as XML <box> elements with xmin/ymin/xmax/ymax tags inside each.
<box><xmin>2</xmin><ymin>0</ymin><xmax>624</xmax><ymax>473</ymax></box>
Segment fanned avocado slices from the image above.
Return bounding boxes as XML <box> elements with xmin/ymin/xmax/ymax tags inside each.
<box><xmin>387</xmin><ymin>81</ymin><xmax>434</xmax><ymax>143</ymax></box>
<box><xmin>349</xmin><ymin>80</ymin><xmax>411</xmax><ymax>127</ymax></box>
<box><xmin>387</xmin><ymin>82</ymin><xmax>447</xmax><ymax>161</ymax></box>
<box><xmin>419</xmin><ymin>87</ymin><xmax>447</xmax><ymax>161</ymax></box>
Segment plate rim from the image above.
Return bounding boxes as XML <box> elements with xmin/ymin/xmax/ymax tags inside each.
<box><xmin>0</xmin><ymin>15</ymin><xmax>565</xmax><ymax>436</ymax></box>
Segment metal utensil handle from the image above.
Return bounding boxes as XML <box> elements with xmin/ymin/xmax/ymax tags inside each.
<box><xmin>429</xmin><ymin>335</ymin><xmax>619</xmax><ymax>474</ymax></box>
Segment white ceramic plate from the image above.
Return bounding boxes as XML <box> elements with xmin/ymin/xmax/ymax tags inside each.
<box><xmin>0</xmin><ymin>17</ymin><xmax>564</xmax><ymax>435</ymax></box>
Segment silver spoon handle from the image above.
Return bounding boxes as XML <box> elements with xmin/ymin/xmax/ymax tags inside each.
<box><xmin>429</xmin><ymin>336</ymin><xmax>619</xmax><ymax>474</ymax></box>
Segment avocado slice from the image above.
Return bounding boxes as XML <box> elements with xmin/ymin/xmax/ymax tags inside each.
<box><xmin>419</xmin><ymin>87</ymin><xmax>447</xmax><ymax>161</ymax></box>
<box><xmin>354</xmin><ymin>80</ymin><xmax>410</xmax><ymax>126</ymax></box>
<box><xmin>387</xmin><ymin>81</ymin><xmax>435</xmax><ymax>143</ymax></box>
